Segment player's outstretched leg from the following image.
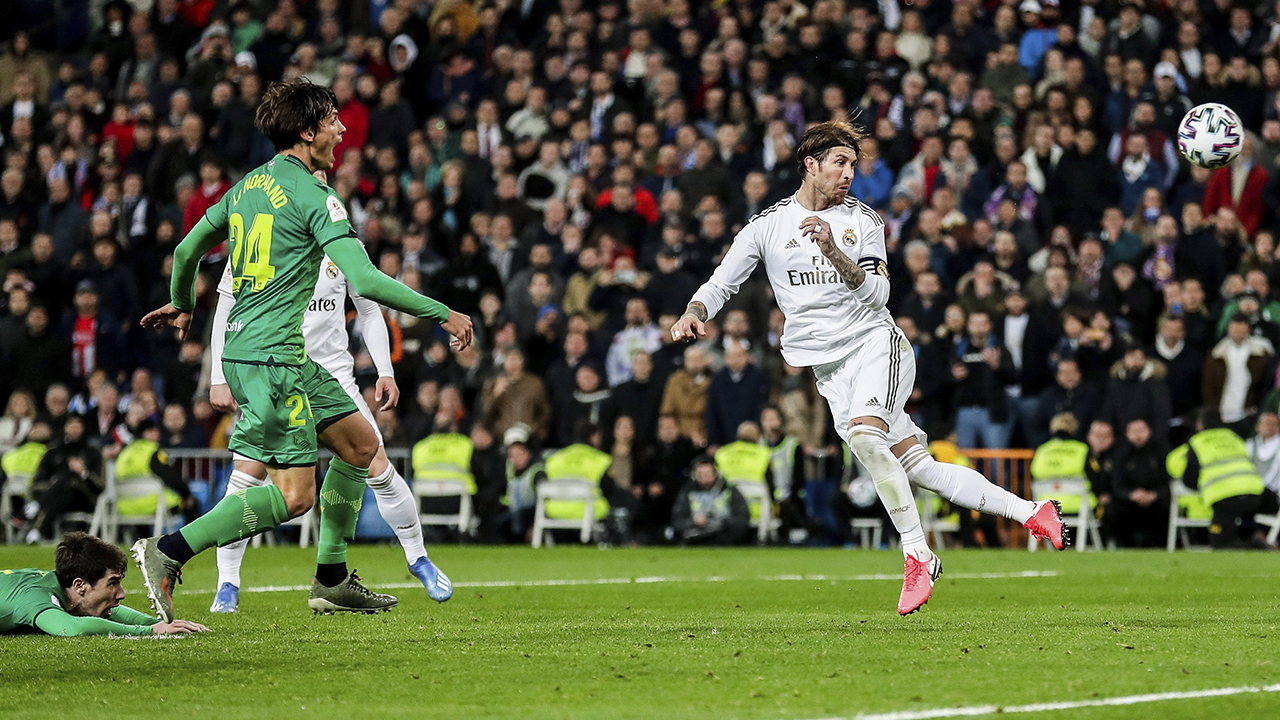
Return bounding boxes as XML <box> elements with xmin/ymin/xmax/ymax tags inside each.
<box><xmin>309</xmin><ymin>457</ymin><xmax>397</xmax><ymax>614</ymax></box>
<box><xmin>210</xmin><ymin>469</ymin><xmax>266</xmax><ymax>613</ymax></box>
<box><xmin>847</xmin><ymin>422</ymin><xmax>940</xmax><ymax>615</ymax></box>
<box><xmin>133</xmin><ymin>483</ymin><xmax>291</xmax><ymax>622</ymax></box>
<box><xmin>366</xmin><ymin>455</ymin><xmax>452</xmax><ymax>602</ymax></box>
<box><xmin>898</xmin><ymin>443</ymin><xmax>1071</xmax><ymax>550</ymax></box>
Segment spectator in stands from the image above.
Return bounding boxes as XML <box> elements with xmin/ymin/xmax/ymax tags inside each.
<box><xmin>660</xmin><ymin>345</ymin><xmax>711</xmax><ymax>447</ymax></box>
<box><xmin>26</xmin><ymin>414</ymin><xmax>102</xmax><ymax>544</ymax></box>
<box><xmin>1204</xmin><ymin>314</ymin><xmax>1273</xmax><ymax>438</ymax></box>
<box><xmin>1109</xmin><ymin>418</ymin><xmax>1170</xmax><ymax>548</ymax></box>
<box><xmin>671</xmin><ymin>454</ymin><xmax>749</xmax><ymax>546</ymax></box>
<box><xmin>8</xmin><ymin>306</ymin><xmax>70</xmax><ymax>401</ymax></box>
<box><xmin>704</xmin><ymin>342</ymin><xmax>768</xmax><ymax>450</ymax></box>
<box><xmin>1154</xmin><ymin>315</ymin><xmax>1205</xmax><ymax>441</ymax></box>
<box><xmin>1247</xmin><ymin>413</ymin><xmax>1280</xmax><ymax>496</ymax></box>
<box><xmin>1037</xmin><ymin>359</ymin><xmax>1102</xmax><ymax>442</ymax></box>
<box><xmin>480</xmin><ymin>348</ymin><xmax>551</xmax><ymax>443</ymax></box>
<box><xmin>1101</xmin><ymin>345</ymin><xmax>1172</xmax><ymax>447</ymax></box>
<box><xmin>1203</xmin><ymin>134</ymin><xmax>1269</xmax><ymax>237</ymax></box>
<box><xmin>1085</xmin><ymin>420</ymin><xmax>1118</xmax><ymax>543</ymax></box>
<box><xmin>0</xmin><ymin>390</ymin><xmax>36</xmax><ymax>455</ymax></box>
<box><xmin>603</xmin><ymin>352</ymin><xmax>662</xmax><ymax>449</ymax></box>
<box><xmin>951</xmin><ymin>311</ymin><xmax>1015</xmax><ymax>449</ymax></box>
<box><xmin>604</xmin><ymin>298</ymin><xmax>661</xmax><ymax>387</ymax></box>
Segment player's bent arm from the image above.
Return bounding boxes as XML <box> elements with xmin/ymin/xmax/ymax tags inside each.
<box><xmin>351</xmin><ymin>292</ymin><xmax>395</xmax><ymax>377</ymax></box>
<box><xmin>109</xmin><ymin>604</ymin><xmax>161</xmax><ymax>626</ymax></box>
<box><xmin>170</xmin><ymin>216</ymin><xmax>227</xmax><ymax>312</ymax></box>
<box><xmin>688</xmin><ymin>227</ymin><xmax>763</xmax><ymax>320</ymax></box>
<box><xmin>849</xmin><ymin>265</ymin><xmax>889</xmax><ymax>311</ymax></box>
<box><xmin>326</xmin><ymin>236</ymin><xmax>450</xmax><ymax>322</ymax></box>
<box><xmin>34</xmin><ymin>608</ymin><xmax>154</xmax><ymax>637</ymax></box>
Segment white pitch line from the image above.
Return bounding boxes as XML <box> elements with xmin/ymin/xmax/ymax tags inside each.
<box><xmin>175</xmin><ymin>570</ymin><xmax>1056</xmax><ymax>596</ymax></box>
<box><xmin>802</xmin><ymin>683</ymin><xmax>1280</xmax><ymax>720</ymax></box>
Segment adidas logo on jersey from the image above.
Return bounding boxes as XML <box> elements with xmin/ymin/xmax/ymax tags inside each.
<box><xmin>785</xmin><ymin>239</ymin><xmax>800</xmax><ymax>249</ymax></box>
<box><xmin>866</xmin><ymin>397</ymin><xmax>880</xmax><ymax>407</ymax></box>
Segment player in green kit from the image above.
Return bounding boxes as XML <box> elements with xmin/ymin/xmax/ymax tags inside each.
<box><xmin>0</xmin><ymin>533</ymin><xmax>207</xmax><ymax>637</ymax></box>
<box><xmin>137</xmin><ymin>79</ymin><xmax>473</xmax><ymax>622</ymax></box>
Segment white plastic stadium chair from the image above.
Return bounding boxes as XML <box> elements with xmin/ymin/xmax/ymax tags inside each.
<box><xmin>1167</xmin><ymin>481</ymin><xmax>1211</xmax><ymax>551</ymax></box>
<box><xmin>915</xmin><ymin>487</ymin><xmax>958</xmax><ymax>547</ymax></box>
<box><xmin>1</xmin><ymin>473</ymin><xmax>33</xmax><ymax>543</ymax></box>
<box><xmin>1256</xmin><ymin>511</ymin><xmax>1280</xmax><ymax>546</ymax></box>
<box><xmin>530</xmin><ymin>480</ymin><xmax>601</xmax><ymax>548</ymax></box>
<box><xmin>848</xmin><ymin>517</ymin><xmax>883</xmax><ymax>548</ymax></box>
<box><xmin>413</xmin><ymin>479</ymin><xmax>474</xmax><ymax>538</ymax></box>
<box><xmin>1027</xmin><ymin>478</ymin><xmax>1102</xmax><ymax>552</ymax></box>
<box><xmin>99</xmin><ymin>464</ymin><xmax>177</xmax><ymax>543</ymax></box>
<box><xmin>729</xmin><ymin>480</ymin><xmax>774</xmax><ymax>545</ymax></box>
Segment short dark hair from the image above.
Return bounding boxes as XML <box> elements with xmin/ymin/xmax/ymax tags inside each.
<box><xmin>254</xmin><ymin>78</ymin><xmax>338</xmax><ymax>151</ymax></box>
<box><xmin>54</xmin><ymin>532</ymin><xmax>127</xmax><ymax>588</ymax></box>
<box><xmin>796</xmin><ymin>120</ymin><xmax>867</xmax><ymax>177</ymax></box>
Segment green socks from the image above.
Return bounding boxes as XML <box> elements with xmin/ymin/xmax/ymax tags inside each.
<box><xmin>316</xmin><ymin>458</ymin><xmax>369</xmax><ymax>565</ymax></box>
<box><xmin>178</xmin><ymin>484</ymin><xmax>289</xmax><ymax>556</ymax></box>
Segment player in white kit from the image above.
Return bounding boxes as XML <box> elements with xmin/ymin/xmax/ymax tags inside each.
<box><xmin>206</xmin><ymin>255</ymin><xmax>453</xmax><ymax>612</ymax></box>
<box><xmin>672</xmin><ymin>121</ymin><xmax>1067</xmax><ymax>615</ymax></box>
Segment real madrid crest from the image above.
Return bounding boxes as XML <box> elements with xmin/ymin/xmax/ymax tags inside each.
<box><xmin>841</xmin><ymin>228</ymin><xmax>856</xmax><ymax>247</ymax></box>
<box><xmin>326</xmin><ymin>261</ymin><xmax>339</xmax><ymax>279</ymax></box>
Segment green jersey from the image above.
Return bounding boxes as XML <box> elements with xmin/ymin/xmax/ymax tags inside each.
<box><xmin>0</xmin><ymin>568</ymin><xmax>157</xmax><ymax>636</ymax></box>
<box><xmin>204</xmin><ymin>154</ymin><xmax>358</xmax><ymax>366</ymax></box>
<box><xmin>0</xmin><ymin>569</ymin><xmax>64</xmax><ymax>633</ymax></box>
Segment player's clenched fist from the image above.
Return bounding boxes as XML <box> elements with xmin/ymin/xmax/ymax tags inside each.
<box><xmin>799</xmin><ymin>216</ymin><xmax>835</xmax><ymax>255</ymax></box>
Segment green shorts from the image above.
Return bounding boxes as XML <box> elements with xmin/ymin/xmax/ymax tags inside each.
<box><xmin>223</xmin><ymin>358</ymin><xmax>359</xmax><ymax>467</ymax></box>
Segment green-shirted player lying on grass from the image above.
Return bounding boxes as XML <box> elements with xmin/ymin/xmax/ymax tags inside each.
<box><xmin>137</xmin><ymin>78</ymin><xmax>473</xmax><ymax>623</ymax></box>
<box><xmin>0</xmin><ymin>533</ymin><xmax>207</xmax><ymax>637</ymax></box>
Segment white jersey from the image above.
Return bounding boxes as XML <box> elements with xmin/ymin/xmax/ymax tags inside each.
<box><xmin>690</xmin><ymin>194</ymin><xmax>893</xmax><ymax>367</ymax></box>
<box><xmin>211</xmin><ymin>255</ymin><xmax>394</xmax><ymax>385</ymax></box>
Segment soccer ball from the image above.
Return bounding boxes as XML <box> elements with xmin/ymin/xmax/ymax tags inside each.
<box><xmin>1177</xmin><ymin>103</ymin><xmax>1244</xmax><ymax>169</ymax></box>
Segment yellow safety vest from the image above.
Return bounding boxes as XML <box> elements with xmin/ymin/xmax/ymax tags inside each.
<box><xmin>1168</xmin><ymin>428</ymin><xmax>1265</xmax><ymax>507</ymax></box>
<box><xmin>114</xmin><ymin>439</ymin><xmax>181</xmax><ymax>515</ymax></box>
<box><xmin>716</xmin><ymin>441</ymin><xmax>771</xmax><ymax>522</ymax></box>
<box><xmin>544</xmin><ymin>444</ymin><xmax>611</xmax><ymax>520</ymax></box>
<box><xmin>1030</xmin><ymin>438</ymin><xmax>1093</xmax><ymax>515</ymax></box>
<box><xmin>412</xmin><ymin>433</ymin><xmax>477</xmax><ymax>494</ymax></box>
<box><xmin>1</xmin><ymin>441</ymin><xmax>45</xmax><ymax>478</ymax></box>
<box><xmin>761</xmin><ymin>435</ymin><xmax>799</xmax><ymax>500</ymax></box>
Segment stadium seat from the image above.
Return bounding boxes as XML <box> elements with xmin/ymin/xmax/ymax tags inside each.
<box><xmin>412</xmin><ymin>479</ymin><xmax>474</xmax><ymax>539</ymax></box>
<box><xmin>530</xmin><ymin>479</ymin><xmax>602</xmax><ymax>548</ymax></box>
<box><xmin>1166</xmin><ymin>481</ymin><xmax>1212</xmax><ymax>551</ymax></box>
<box><xmin>848</xmin><ymin>517</ymin><xmax>883</xmax><ymax>549</ymax></box>
<box><xmin>728</xmin><ymin>479</ymin><xmax>774</xmax><ymax>545</ymax></box>
<box><xmin>915</xmin><ymin>487</ymin><xmax>958</xmax><ymax>548</ymax></box>
<box><xmin>1027</xmin><ymin>478</ymin><xmax>1103</xmax><ymax>551</ymax></box>
<box><xmin>1</xmin><ymin>473</ymin><xmax>33</xmax><ymax>543</ymax></box>
<box><xmin>1257</xmin><ymin>511</ymin><xmax>1280</xmax><ymax>546</ymax></box>
<box><xmin>97</xmin><ymin>464</ymin><xmax>177</xmax><ymax>543</ymax></box>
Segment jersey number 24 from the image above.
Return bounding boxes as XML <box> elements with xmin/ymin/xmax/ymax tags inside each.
<box><xmin>228</xmin><ymin>212</ymin><xmax>277</xmax><ymax>293</ymax></box>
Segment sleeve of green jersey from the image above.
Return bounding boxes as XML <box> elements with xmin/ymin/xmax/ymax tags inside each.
<box><xmin>110</xmin><ymin>604</ymin><xmax>160</xmax><ymax>626</ymax></box>
<box><xmin>301</xmin><ymin>181</ymin><xmax>359</xmax><ymax>247</ymax></box>
<box><xmin>34</xmin><ymin>608</ymin><xmax>154</xmax><ymax>637</ymax></box>
<box><xmin>204</xmin><ymin>183</ymin><xmax>232</xmax><ymax>228</ymax></box>
<box><xmin>326</xmin><ymin>236</ymin><xmax>451</xmax><ymax>322</ymax></box>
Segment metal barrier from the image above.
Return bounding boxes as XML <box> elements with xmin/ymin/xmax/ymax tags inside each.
<box><xmin>962</xmin><ymin>449</ymin><xmax>1036</xmax><ymax>548</ymax></box>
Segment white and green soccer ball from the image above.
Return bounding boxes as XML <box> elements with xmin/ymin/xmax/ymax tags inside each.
<box><xmin>1177</xmin><ymin>102</ymin><xmax>1244</xmax><ymax>169</ymax></box>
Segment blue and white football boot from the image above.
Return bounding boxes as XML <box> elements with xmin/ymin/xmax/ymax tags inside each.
<box><xmin>209</xmin><ymin>582</ymin><xmax>240</xmax><ymax>613</ymax></box>
<box><xmin>409</xmin><ymin>557</ymin><xmax>453</xmax><ymax>603</ymax></box>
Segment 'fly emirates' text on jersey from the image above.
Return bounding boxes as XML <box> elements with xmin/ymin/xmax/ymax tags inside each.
<box><xmin>215</xmin><ymin>255</ymin><xmax>391</xmax><ymax>382</ymax></box>
<box><xmin>690</xmin><ymin>194</ymin><xmax>892</xmax><ymax>367</ymax></box>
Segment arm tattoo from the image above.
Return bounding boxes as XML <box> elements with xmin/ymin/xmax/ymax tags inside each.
<box><xmin>684</xmin><ymin>301</ymin><xmax>709</xmax><ymax>322</ymax></box>
<box><xmin>823</xmin><ymin>247</ymin><xmax>866</xmax><ymax>291</ymax></box>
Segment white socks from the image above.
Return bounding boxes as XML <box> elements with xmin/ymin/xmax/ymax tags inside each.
<box><xmin>366</xmin><ymin>463</ymin><xmax>428</xmax><ymax>564</ymax></box>
<box><xmin>847</xmin><ymin>425</ymin><xmax>931</xmax><ymax>560</ymax></box>
<box><xmin>215</xmin><ymin>462</ymin><xmax>429</xmax><ymax>589</ymax></box>
<box><xmin>215</xmin><ymin>470</ymin><xmax>262</xmax><ymax>588</ymax></box>
<box><xmin>899</xmin><ymin>444</ymin><xmax>1036</xmax><ymax>524</ymax></box>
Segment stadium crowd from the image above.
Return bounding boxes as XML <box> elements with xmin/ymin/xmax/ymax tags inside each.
<box><xmin>2</xmin><ymin>0</ymin><xmax>1280</xmax><ymax>548</ymax></box>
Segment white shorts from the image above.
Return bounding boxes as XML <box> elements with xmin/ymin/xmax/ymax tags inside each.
<box><xmin>813</xmin><ymin>326</ymin><xmax>925</xmax><ymax>448</ymax></box>
<box><xmin>336</xmin><ymin>371</ymin><xmax>385</xmax><ymax>447</ymax></box>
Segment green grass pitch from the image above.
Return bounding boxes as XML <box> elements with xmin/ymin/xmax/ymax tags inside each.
<box><xmin>1</xmin><ymin>544</ymin><xmax>1278</xmax><ymax>719</ymax></box>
